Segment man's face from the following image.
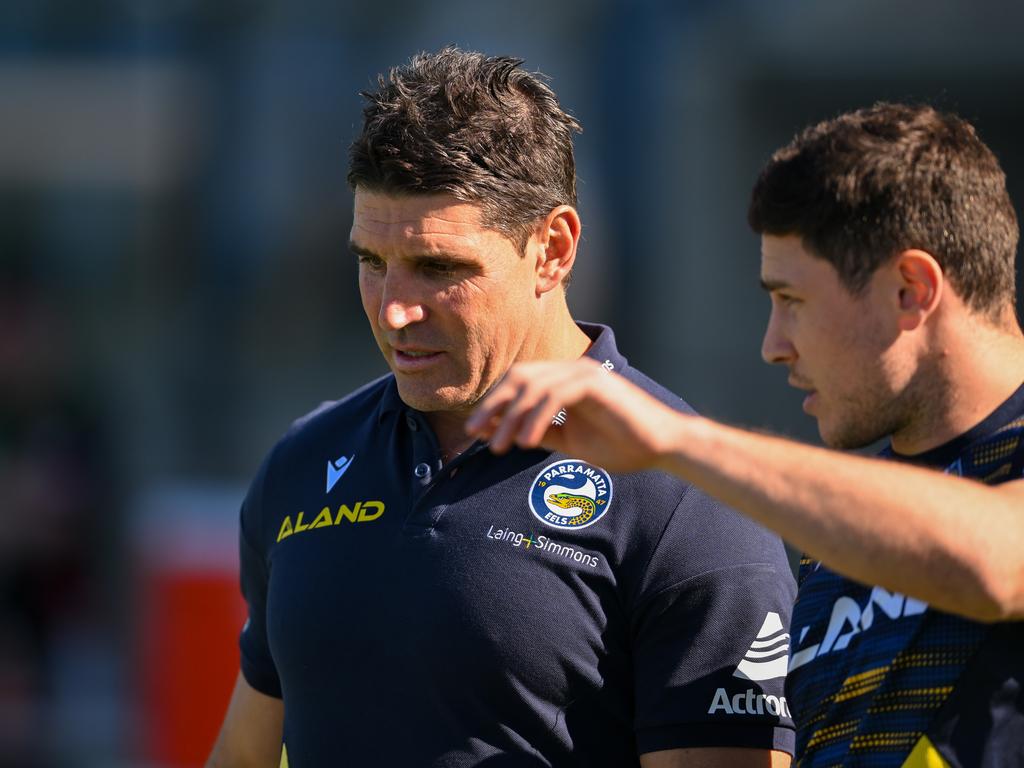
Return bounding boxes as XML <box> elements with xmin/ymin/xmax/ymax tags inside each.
<box><xmin>351</xmin><ymin>189</ymin><xmax>542</xmax><ymax>417</ymax></box>
<box><xmin>760</xmin><ymin>234</ymin><xmax>918</xmax><ymax>448</ymax></box>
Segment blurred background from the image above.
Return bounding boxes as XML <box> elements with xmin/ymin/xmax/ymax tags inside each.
<box><xmin>2</xmin><ymin>1</ymin><xmax>1022</xmax><ymax>765</ymax></box>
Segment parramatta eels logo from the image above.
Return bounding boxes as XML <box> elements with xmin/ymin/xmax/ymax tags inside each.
<box><xmin>528</xmin><ymin>459</ymin><xmax>613</xmax><ymax>530</ymax></box>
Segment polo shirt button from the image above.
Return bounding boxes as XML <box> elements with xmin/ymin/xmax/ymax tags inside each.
<box><xmin>414</xmin><ymin>462</ymin><xmax>431</xmax><ymax>478</ymax></box>
<box><xmin>406</xmin><ymin>414</ymin><xmax>418</xmax><ymax>431</ymax></box>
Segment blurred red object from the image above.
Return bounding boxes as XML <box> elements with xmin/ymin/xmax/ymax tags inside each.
<box><xmin>135</xmin><ymin>486</ymin><xmax>246</xmax><ymax>768</ymax></box>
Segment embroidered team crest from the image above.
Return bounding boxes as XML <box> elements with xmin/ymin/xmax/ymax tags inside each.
<box><xmin>528</xmin><ymin>459</ymin><xmax>613</xmax><ymax>530</ymax></box>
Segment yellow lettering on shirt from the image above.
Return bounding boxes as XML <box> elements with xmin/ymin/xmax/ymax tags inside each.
<box><xmin>277</xmin><ymin>516</ymin><xmax>294</xmax><ymax>542</ymax></box>
<box><xmin>276</xmin><ymin>502</ymin><xmax>387</xmax><ymax>543</ymax></box>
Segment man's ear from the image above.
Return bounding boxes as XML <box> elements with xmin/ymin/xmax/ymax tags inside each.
<box><xmin>533</xmin><ymin>206</ymin><xmax>581</xmax><ymax>295</ymax></box>
<box><xmin>893</xmin><ymin>249</ymin><xmax>944</xmax><ymax>331</ymax></box>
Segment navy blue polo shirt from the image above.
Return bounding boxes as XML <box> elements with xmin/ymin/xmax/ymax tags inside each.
<box><xmin>238</xmin><ymin>322</ymin><xmax>796</xmax><ymax>767</ymax></box>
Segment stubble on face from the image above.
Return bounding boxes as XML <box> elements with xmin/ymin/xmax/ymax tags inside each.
<box><xmin>761</xmin><ymin>234</ymin><xmax>943</xmax><ymax>451</ymax></box>
<box><xmin>351</xmin><ymin>189</ymin><xmax>539</xmax><ymax>419</ymax></box>
<box><xmin>810</xmin><ymin>287</ymin><xmax>951</xmax><ymax>451</ymax></box>
<box><xmin>820</xmin><ymin>372</ymin><xmax>916</xmax><ymax>449</ymax></box>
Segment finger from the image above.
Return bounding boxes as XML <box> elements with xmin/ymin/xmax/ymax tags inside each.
<box><xmin>515</xmin><ymin>388</ymin><xmax>562</xmax><ymax>449</ymax></box>
<box><xmin>498</xmin><ymin>364</ymin><xmax>594</xmax><ymax>450</ymax></box>
<box><xmin>489</xmin><ymin>378</ymin><xmax>553</xmax><ymax>452</ymax></box>
<box><xmin>487</xmin><ymin>363</ymin><xmax>577</xmax><ymax>452</ymax></box>
<box><xmin>536</xmin><ymin>422</ymin><xmax>571</xmax><ymax>455</ymax></box>
<box><xmin>466</xmin><ymin>372</ymin><xmax>529</xmax><ymax>436</ymax></box>
<box><xmin>470</xmin><ymin>359</ymin><xmax>606</xmax><ymax>448</ymax></box>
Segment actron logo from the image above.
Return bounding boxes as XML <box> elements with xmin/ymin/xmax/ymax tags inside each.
<box><xmin>707</xmin><ymin>688</ymin><xmax>791</xmax><ymax>719</ymax></box>
<box><xmin>733</xmin><ymin>612</ymin><xmax>790</xmax><ymax>682</ymax></box>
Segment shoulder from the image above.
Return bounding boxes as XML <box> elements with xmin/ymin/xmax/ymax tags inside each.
<box><xmin>282</xmin><ymin>373</ymin><xmax>395</xmax><ymax>446</ymax></box>
<box><xmin>608</xmin><ymin>366</ymin><xmax>792</xmax><ymax>584</ymax></box>
<box><xmin>630</xmin><ymin>473</ymin><xmax>794</xmax><ymax>594</ymax></box>
<box><xmin>268</xmin><ymin>374</ymin><xmax>395</xmax><ymax>462</ymax></box>
<box><xmin>958</xmin><ymin>409</ymin><xmax>1024</xmax><ymax>484</ymax></box>
<box><xmin>577</xmin><ymin>321</ymin><xmax>696</xmax><ymax>416</ymax></box>
<box><xmin>619</xmin><ymin>365</ymin><xmax>786</xmax><ymax>561</ymax></box>
<box><xmin>240</xmin><ymin>374</ymin><xmax>394</xmax><ymax>522</ymax></box>
<box><xmin>619</xmin><ymin>364</ymin><xmax>698</xmax><ymax>417</ymax></box>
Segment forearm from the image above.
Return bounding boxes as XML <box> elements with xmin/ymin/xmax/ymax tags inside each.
<box><xmin>659</xmin><ymin>415</ymin><xmax>1024</xmax><ymax>620</ymax></box>
<box><xmin>468</xmin><ymin>359</ymin><xmax>1024</xmax><ymax>620</ymax></box>
<box><xmin>206</xmin><ymin>672</ymin><xmax>284</xmax><ymax>768</ymax></box>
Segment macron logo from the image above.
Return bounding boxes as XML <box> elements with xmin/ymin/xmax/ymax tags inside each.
<box><xmin>733</xmin><ymin>612</ymin><xmax>790</xmax><ymax>682</ymax></box>
<box><xmin>326</xmin><ymin>455</ymin><xmax>354</xmax><ymax>494</ymax></box>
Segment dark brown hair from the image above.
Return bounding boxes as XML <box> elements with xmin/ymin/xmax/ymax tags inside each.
<box><xmin>749</xmin><ymin>102</ymin><xmax>1019</xmax><ymax>317</ymax></box>
<box><xmin>348</xmin><ymin>47</ymin><xmax>581</xmax><ymax>251</ymax></box>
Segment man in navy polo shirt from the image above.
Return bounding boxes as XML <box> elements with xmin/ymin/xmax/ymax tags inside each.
<box><xmin>207</xmin><ymin>47</ymin><xmax>796</xmax><ymax>768</ymax></box>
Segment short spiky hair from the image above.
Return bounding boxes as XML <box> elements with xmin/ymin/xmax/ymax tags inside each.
<box><xmin>348</xmin><ymin>47</ymin><xmax>582</xmax><ymax>250</ymax></box>
<box><xmin>749</xmin><ymin>102</ymin><xmax>1019</xmax><ymax>318</ymax></box>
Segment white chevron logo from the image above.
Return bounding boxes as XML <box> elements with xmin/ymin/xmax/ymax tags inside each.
<box><xmin>326</xmin><ymin>454</ymin><xmax>355</xmax><ymax>494</ymax></box>
<box><xmin>732</xmin><ymin>611</ymin><xmax>790</xmax><ymax>682</ymax></box>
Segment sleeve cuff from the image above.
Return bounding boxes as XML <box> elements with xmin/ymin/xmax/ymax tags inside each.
<box><xmin>636</xmin><ymin>723</ymin><xmax>795</xmax><ymax>756</ymax></box>
<box><xmin>240</xmin><ymin>649</ymin><xmax>283</xmax><ymax>699</ymax></box>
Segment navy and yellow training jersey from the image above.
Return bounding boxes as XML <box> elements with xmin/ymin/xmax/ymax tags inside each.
<box><xmin>788</xmin><ymin>382</ymin><xmax>1024</xmax><ymax>767</ymax></box>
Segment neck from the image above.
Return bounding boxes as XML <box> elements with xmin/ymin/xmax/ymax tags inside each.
<box><xmin>428</xmin><ymin>410</ymin><xmax>480</xmax><ymax>465</ymax></box>
<box><xmin>891</xmin><ymin>314</ymin><xmax>1024</xmax><ymax>455</ymax></box>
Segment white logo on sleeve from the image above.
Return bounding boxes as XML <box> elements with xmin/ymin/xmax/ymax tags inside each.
<box><xmin>707</xmin><ymin>613</ymin><xmax>792</xmax><ymax>719</ymax></box>
<box><xmin>733</xmin><ymin>611</ymin><xmax>790</xmax><ymax>682</ymax></box>
<box><xmin>707</xmin><ymin>687</ymin><xmax>791</xmax><ymax>718</ymax></box>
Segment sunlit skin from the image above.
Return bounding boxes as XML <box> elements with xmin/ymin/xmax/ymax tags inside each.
<box><xmin>351</xmin><ymin>188</ymin><xmax>589</xmax><ymax>453</ymax></box>
<box><xmin>759</xmin><ymin>234</ymin><xmax>932</xmax><ymax>450</ymax></box>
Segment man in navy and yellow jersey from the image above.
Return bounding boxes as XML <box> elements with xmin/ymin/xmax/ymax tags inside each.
<box><xmin>470</xmin><ymin>103</ymin><xmax>1024</xmax><ymax>767</ymax></box>
<box><xmin>206</xmin><ymin>48</ymin><xmax>797</xmax><ymax>767</ymax></box>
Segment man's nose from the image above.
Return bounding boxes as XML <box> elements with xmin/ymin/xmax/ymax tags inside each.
<box><xmin>761</xmin><ymin>310</ymin><xmax>795</xmax><ymax>365</ymax></box>
<box><xmin>378</xmin><ymin>274</ymin><xmax>426</xmax><ymax>330</ymax></box>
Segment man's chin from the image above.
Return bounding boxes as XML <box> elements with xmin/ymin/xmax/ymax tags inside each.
<box><xmin>818</xmin><ymin>419</ymin><xmax>886</xmax><ymax>451</ymax></box>
<box><xmin>394</xmin><ymin>380</ymin><xmax>474</xmax><ymax>415</ymax></box>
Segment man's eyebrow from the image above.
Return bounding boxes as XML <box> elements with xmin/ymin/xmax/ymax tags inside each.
<box><xmin>760</xmin><ymin>277</ymin><xmax>791</xmax><ymax>292</ymax></box>
<box><xmin>349</xmin><ymin>242</ymin><xmax>378</xmax><ymax>258</ymax></box>
<box><xmin>348</xmin><ymin>242</ymin><xmax>473</xmax><ymax>264</ymax></box>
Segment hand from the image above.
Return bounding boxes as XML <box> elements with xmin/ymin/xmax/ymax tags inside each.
<box><xmin>466</xmin><ymin>358</ymin><xmax>687</xmax><ymax>473</ymax></box>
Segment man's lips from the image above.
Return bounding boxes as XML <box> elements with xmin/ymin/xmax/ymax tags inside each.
<box><xmin>801</xmin><ymin>391</ymin><xmax>818</xmax><ymax>413</ymax></box>
<box><xmin>787</xmin><ymin>375</ymin><xmax>818</xmax><ymax>413</ymax></box>
<box><xmin>391</xmin><ymin>347</ymin><xmax>444</xmax><ymax>371</ymax></box>
<box><xmin>787</xmin><ymin>374</ymin><xmax>814</xmax><ymax>392</ymax></box>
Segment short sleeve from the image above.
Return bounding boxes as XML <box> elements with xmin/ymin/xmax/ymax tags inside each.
<box><xmin>631</xmin><ymin>486</ymin><xmax>797</xmax><ymax>756</ymax></box>
<box><xmin>238</xmin><ymin>451</ymin><xmax>283</xmax><ymax>699</ymax></box>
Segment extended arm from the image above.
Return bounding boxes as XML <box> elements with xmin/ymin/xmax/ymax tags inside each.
<box><xmin>467</xmin><ymin>359</ymin><xmax>1024</xmax><ymax>621</ymax></box>
<box><xmin>206</xmin><ymin>671</ymin><xmax>284</xmax><ymax>768</ymax></box>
